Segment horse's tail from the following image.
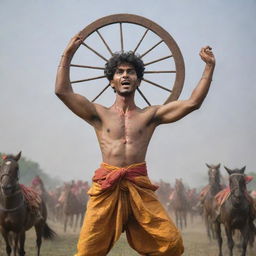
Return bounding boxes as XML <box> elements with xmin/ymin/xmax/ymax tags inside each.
<box><xmin>43</xmin><ymin>222</ymin><xmax>57</xmax><ymax>240</ymax></box>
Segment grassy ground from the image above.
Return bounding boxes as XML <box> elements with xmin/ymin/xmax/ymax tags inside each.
<box><xmin>0</xmin><ymin>216</ymin><xmax>255</xmax><ymax>255</ymax></box>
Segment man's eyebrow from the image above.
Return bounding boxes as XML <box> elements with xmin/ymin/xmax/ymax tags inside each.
<box><xmin>116</xmin><ymin>68</ymin><xmax>135</xmax><ymax>71</ymax></box>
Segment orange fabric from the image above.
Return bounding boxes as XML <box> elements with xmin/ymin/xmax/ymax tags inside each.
<box><xmin>199</xmin><ymin>185</ymin><xmax>210</xmax><ymax>199</ymax></box>
<box><xmin>245</xmin><ymin>176</ymin><xmax>253</xmax><ymax>183</ymax></box>
<box><xmin>74</xmin><ymin>162</ymin><xmax>184</xmax><ymax>256</ymax></box>
<box><xmin>215</xmin><ymin>187</ymin><xmax>231</xmax><ymax>206</ymax></box>
<box><xmin>215</xmin><ymin>186</ymin><xmax>254</xmax><ymax>207</ymax></box>
<box><xmin>20</xmin><ymin>184</ymin><xmax>41</xmax><ymax>209</ymax></box>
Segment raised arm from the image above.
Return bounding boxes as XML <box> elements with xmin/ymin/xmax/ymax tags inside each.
<box><xmin>154</xmin><ymin>46</ymin><xmax>215</xmax><ymax>124</ymax></box>
<box><xmin>55</xmin><ymin>35</ymin><xmax>100</xmax><ymax>125</ymax></box>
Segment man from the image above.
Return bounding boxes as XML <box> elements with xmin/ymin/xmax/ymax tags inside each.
<box><xmin>55</xmin><ymin>34</ymin><xmax>215</xmax><ymax>256</ymax></box>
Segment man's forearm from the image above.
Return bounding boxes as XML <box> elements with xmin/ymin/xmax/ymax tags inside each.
<box><xmin>190</xmin><ymin>63</ymin><xmax>215</xmax><ymax>108</ymax></box>
<box><xmin>201</xmin><ymin>63</ymin><xmax>214</xmax><ymax>81</ymax></box>
<box><xmin>55</xmin><ymin>55</ymin><xmax>73</xmax><ymax>95</ymax></box>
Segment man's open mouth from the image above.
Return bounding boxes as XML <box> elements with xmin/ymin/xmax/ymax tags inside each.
<box><xmin>121</xmin><ymin>81</ymin><xmax>130</xmax><ymax>85</ymax></box>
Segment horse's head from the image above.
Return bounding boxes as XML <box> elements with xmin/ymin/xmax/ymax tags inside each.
<box><xmin>0</xmin><ymin>151</ymin><xmax>21</xmax><ymax>196</ymax></box>
<box><xmin>224</xmin><ymin>166</ymin><xmax>246</xmax><ymax>199</ymax></box>
<box><xmin>175</xmin><ymin>178</ymin><xmax>185</xmax><ymax>192</ymax></box>
<box><xmin>206</xmin><ymin>163</ymin><xmax>221</xmax><ymax>185</ymax></box>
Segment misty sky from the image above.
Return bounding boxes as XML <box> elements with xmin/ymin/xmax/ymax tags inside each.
<box><xmin>1</xmin><ymin>0</ymin><xmax>255</xmax><ymax>187</ymax></box>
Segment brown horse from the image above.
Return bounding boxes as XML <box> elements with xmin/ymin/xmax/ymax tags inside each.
<box><xmin>170</xmin><ymin>178</ymin><xmax>189</xmax><ymax>229</ymax></box>
<box><xmin>62</xmin><ymin>183</ymin><xmax>87</xmax><ymax>232</ymax></box>
<box><xmin>214</xmin><ymin>166</ymin><xmax>256</xmax><ymax>256</ymax></box>
<box><xmin>31</xmin><ymin>175</ymin><xmax>58</xmax><ymax>219</ymax></box>
<box><xmin>0</xmin><ymin>152</ymin><xmax>56</xmax><ymax>256</ymax></box>
<box><xmin>201</xmin><ymin>163</ymin><xmax>223</xmax><ymax>241</ymax></box>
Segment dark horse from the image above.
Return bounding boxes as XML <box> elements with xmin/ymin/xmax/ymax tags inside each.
<box><xmin>170</xmin><ymin>178</ymin><xmax>188</xmax><ymax>229</ymax></box>
<box><xmin>62</xmin><ymin>183</ymin><xmax>87</xmax><ymax>232</ymax></box>
<box><xmin>214</xmin><ymin>166</ymin><xmax>256</xmax><ymax>256</ymax></box>
<box><xmin>0</xmin><ymin>152</ymin><xmax>56</xmax><ymax>256</ymax></box>
<box><xmin>201</xmin><ymin>163</ymin><xmax>223</xmax><ymax>241</ymax></box>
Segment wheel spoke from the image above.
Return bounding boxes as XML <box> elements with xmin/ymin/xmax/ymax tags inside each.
<box><xmin>142</xmin><ymin>78</ymin><xmax>172</xmax><ymax>92</ymax></box>
<box><xmin>81</xmin><ymin>42</ymin><xmax>108</xmax><ymax>62</ymax></box>
<box><xmin>133</xmin><ymin>29</ymin><xmax>149</xmax><ymax>54</ymax></box>
<box><xmin>70</xmin><ymin>64</ymin><xmax>104</xmax><ymax>70</ymax></box>
<box><xmin>120</xmin><ymin>23</ymin><xmax>124</xmax><ymax>52</ymax></box>
<box><xmin>144</xmin><ymin>70</ymin><xmax>176</xmax><ymax>74</ymax></box>
<box><xmin>144</xmin><ymin>55</ymin><xmax>173</xmax><ymax>66</ymax></box>
<box><xmin>73</xmin><ymin>14</ymin><xmax>185</xmax><ymax>104</ymax></box>
<box><xmin>136</xmin><ymin>87</ymin><xmax>151</xmax><ymax>106</ymax></box>
<box><xmin>92</xmin><ymin>84</ymin><xmax>110</xmax><ymax>102</ymax></box>
<box><xmin>71</xmin><ymin>75</ymin><xmax>106</xmax><ymax>84</ymax></box>
<box><xmin>96</xmin><ymin>30</ymin><xmax>113</xmax><ymax>56</ymax></box>
<box><xmin>140</xmin><ymin>40</ymin><xmax>163</xmax><ymax>58</ymax></box>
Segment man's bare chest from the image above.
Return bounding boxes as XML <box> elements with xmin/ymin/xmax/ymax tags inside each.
<box><xmin>99</xmin><ymin>111</ymin><xmax>155</xmax><ymax>140</ymax></box>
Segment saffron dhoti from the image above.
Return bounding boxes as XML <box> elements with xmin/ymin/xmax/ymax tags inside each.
<box><xmin>74</xmin><ymin>162</ymin><xmax>184</xmax><ymax>256</ymax></box>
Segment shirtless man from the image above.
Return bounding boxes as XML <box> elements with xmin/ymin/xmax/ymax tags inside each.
<box><xmin>55</xmin><ymin>35</ymin><xmax>215</xmax><ymax>256</ymax></box>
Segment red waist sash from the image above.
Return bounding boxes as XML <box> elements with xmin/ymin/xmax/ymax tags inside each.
<box><xmin>92</xmin><ymin>162</ymin><xmax>156</xmax><ymax>191</ymax></box>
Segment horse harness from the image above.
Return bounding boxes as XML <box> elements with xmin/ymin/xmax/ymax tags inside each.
<box><xmin>0</xmin><ymin>159</ymin><xmax>25</xmax><ymax>212</ymax></box>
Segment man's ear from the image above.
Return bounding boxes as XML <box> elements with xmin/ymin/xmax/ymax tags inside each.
<box><xmin>110</xmin><ymin>80</ymin><xmax>116</xmax><ymax>93</ymax></box>
<box><xmin>110</xmin><ymin>80</ymin><xmax>114</xmax><ymax>88</ymax></box>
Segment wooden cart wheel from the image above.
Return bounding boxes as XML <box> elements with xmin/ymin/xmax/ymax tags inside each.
<box><xmin>67</xmin><ymin>14</ymin><xmax>185</xmax><ymax>105</ymax></box>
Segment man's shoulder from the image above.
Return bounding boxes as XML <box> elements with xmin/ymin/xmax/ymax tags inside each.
<box><xmin>138</xmin><ymin>105</ymin><xmax>160</xmax><ymax>114</ymax></box>
<box><xmin>94</xmin><ymin>103</ymin><xmax>109</xmax><ymax>112</ymax></box>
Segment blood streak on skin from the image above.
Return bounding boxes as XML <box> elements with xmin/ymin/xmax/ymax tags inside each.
<box><xmin>123</xmin><ymin>111</ymin><xmax>133</xmax><ymax>145</ymax></box>
<box><xmin>114</xmin><ymin>106</ymin><xmax>134</xmax><ymax>145</ymax></box>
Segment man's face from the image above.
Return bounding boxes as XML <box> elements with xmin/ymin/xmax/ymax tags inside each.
<box><xmin>110</xmin><ymin>63</ymin><xmax>140</xmax><ymax>96</ymax></box>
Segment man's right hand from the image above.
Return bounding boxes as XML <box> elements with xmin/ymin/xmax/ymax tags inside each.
<box><xmin>64</xmin><ymin>34</ymin><xmax>83</xmax><ymax>56</ymax></box>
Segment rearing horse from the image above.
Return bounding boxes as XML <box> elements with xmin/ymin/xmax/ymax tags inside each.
<box><xmin>201</xmin><ymin>163</ymin><xmax>223</xmax><ymax>241</ymax></box>
<box><xmin>0</xmin><ymin>152</ymin><xmax>56</xmax><ymax>256</ymax></box>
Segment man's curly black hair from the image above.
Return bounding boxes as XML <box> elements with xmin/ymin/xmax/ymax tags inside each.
<box><xmin>104</xmin><ymin>51</ymin><xmax>145</xmax><ymax>81</ymax></box>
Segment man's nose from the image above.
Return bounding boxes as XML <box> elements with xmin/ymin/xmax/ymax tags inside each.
<box><xmin>122</xmin><ymin>71</ymin><xmax>129</xmax><ymax>77</ymax></box>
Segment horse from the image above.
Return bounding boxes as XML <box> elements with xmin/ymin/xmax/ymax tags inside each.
<box><xmin>0</xmin><ymin>152</ymin><xmax>56</xmax><ymax>256</ymax></box>
<box><xmin>170</xmin><ymin>178</ymin><xmax>189</xmax><ymax>229</ymax></box>
<box><xmin>187</xmin><ymin>188</ymin><xmax>200</xmax><ymax>223</ymax></box>
<box><xmin>201</xmin><ymin>163</ymin><xmax>223</xmax><ymax>241</ymax></box>
<box><xmin>214</xmin><ymin>166</ymin><xmax>256</xmax><ymax>256</ymax></box>
<box><xmin>61</xmin><ymin>183</ymin><xmax>87</xmax><ymax>232</ymax></box>
<box><xmin>31</xmin><ymin>175</ymin><xmax>58</xmax><ymax>220</ymax></box>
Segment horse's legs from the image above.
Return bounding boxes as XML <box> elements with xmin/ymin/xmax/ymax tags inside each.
<box><xmin>240</xmin><ymin>226</ymin><xmax>249</xmax><ymax>256</ymax></box>
<box><xmin>214</xmin><ymin>221</ymin><xmax>223</xmax><ymax>256</ymax></box>
<box><xmin>203</xmin><ymin>211</ymin><xmax>211</xmax><ymax>240</ymax></box>
<box><xmin>74</xmin><ymin>213</ymin><xmax>79</xmax><ymax>232</ymax></box>
<box><xmin>2</xmin><ymin>231</ymin><xmax>12</xmax><ymax>256</ymax></box>
<box><xmin>19</xmin><ymin>231</ymin><xmax>26</xmax><ymax>256</ymax></box>
<box><xmin>174</xmin><ymin>211</ymin><xmax>179</xmax><ymax>229</ymax></box>
<box><xmin>35</xmin><ymin>223</ymin><xmax>43</xmax><ymax>256</ymax></box>
<box><xmin>178</xmin><ymin>211</ymin><xmax>182</xmax><ymax>229</ymax></box>
<box><xmin>210</xmin><ymin>220</ymin><xmax>216</xmax><ymax>239</ymax></box>
<box><xmin>70</xmin><ymin>214</ymin><xmax>74</xmax><ymax>229</ymax></box>
<box><xmin>225</xmin><ymin>226</ymin><xmax>234</xmax><ymax>256</ymax></box>
<box><xmin>64</xmin><ymin>214</ymin><xmax>68</xmax><ymax>232</ymax></box>
<box><xmin>184</xmin><ymin>211</ymin><xmax>187</xmax><ymax>228</ymax></box>
<box><xmin>13</xmin><ymin>232</ymin><xmax>20</xmax><ymax>256</ymax></box>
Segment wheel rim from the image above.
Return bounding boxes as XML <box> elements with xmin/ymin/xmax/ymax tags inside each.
<box><xmin>68</xmin><ymin>14</ymin><xmax>185</xmax><ymax>105</ymax></box>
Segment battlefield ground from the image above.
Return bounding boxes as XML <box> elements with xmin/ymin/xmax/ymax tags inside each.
<box><xmin>0</xmin><ymin>216</ymin><xmax>255</xmax><ymax>256</ymax></box>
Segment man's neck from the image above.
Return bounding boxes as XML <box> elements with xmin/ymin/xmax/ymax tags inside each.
<box><xmin>112</xmin><ymin>93</ymin><xmax>137</xmax><ymax>113</ymax></box>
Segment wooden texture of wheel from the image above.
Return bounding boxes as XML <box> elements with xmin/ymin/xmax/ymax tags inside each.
<box><xmin>68</xmin><ymin>14</ymin><xmax>185</xmax><ymax>105</ymax></box>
